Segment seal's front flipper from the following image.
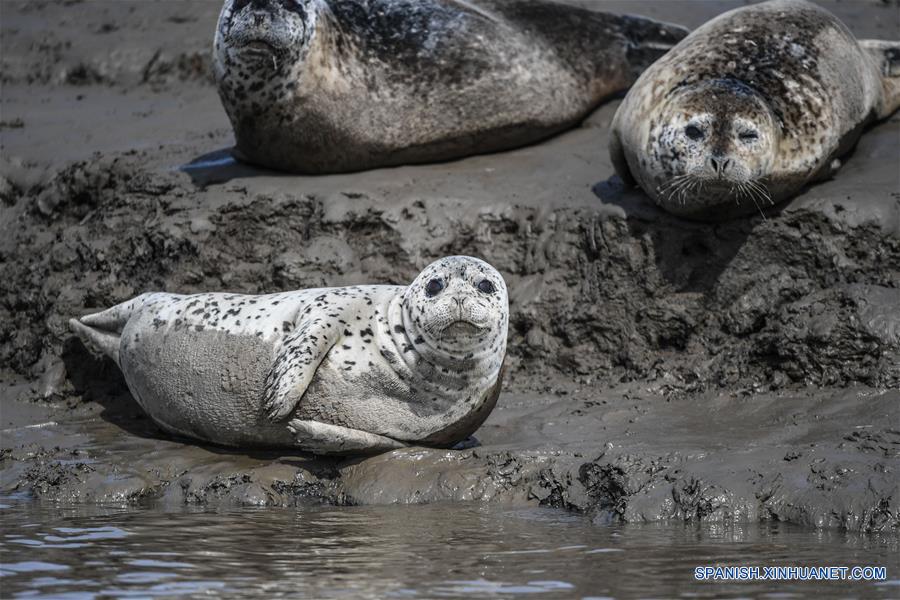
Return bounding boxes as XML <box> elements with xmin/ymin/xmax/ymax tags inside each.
<box><xmin>287</xmin><ymin>420</ymin><xmax>406</xmax><ymax>455</ymax></box>
<box><xmin>860</xmin><ymin>39</ymin><xmax>900</xmax><ymax>117</ymax></box>
<box><xmin>262</xmin><ymin>317</ymin><xmax>338</xmax><ymax>421</ymax></box>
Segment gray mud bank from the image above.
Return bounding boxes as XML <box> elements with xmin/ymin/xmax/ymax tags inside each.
<box><xmin>2</xmin><ymin>383</ymin><xmax>899</xmax><ymax>533</ymax></box>
<box><xmin>1</xmin><ymin>0</ymin><xmax>899</xmax><ymax>533</ymax></box>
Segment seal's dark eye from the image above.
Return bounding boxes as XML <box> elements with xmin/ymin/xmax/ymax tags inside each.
<box><xmin>685</xmin><ymin>125</ymin><xmax>704</xmax><ymax>141</ymax></box>
<box><xmin>476</xmin><ymin>279</ymin><xmax>495</xmax><ymax>294</ymax></box>
<box><xmin>739</xmin><ymin>131</ymin><xmax>759</xmax><ymax>142</ymax></box>
<box><xmin>424</xmin><ymin>278</ymin><xmax>444</xmax><ymax>297</ymax></box>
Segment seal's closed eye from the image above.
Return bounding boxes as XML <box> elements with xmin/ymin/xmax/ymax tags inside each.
<box><xmin>685</xmin><ymin>125</ymin><xmax>704</xmax><ymax>141</ymax></box>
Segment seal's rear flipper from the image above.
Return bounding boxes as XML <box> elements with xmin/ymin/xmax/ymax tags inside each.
<box><xmin>860</xmin><ymin>39</ymin><xmax>900</xmax><ymax>118</ymax></box>
<box><xmin>77</xmin><ymin>293</ymin><xmax>151</xmax><ymax>331</ymax></box>
<box><xmin>69</xmin><ymin>318</ymin><xmax>122</xmax><ymax>366</ymax></box>
<box><xmin>287</xmin><ymin>420</ymin><xmax>406</xmax><ymax>455</ymax></box>
<box><xmin>620</xmin><ymin>15</ymin><xmax>689</xmax><ymax>80</ymax></box>
<box><xmin>492</xmin><ymin>5</ymin><xmax>687</xmax><ymax>98</ymax></box>
<box><xmin>69</xmin><ymin>293</ymin><xmax>152</xmax><ymax>366</ymax></box>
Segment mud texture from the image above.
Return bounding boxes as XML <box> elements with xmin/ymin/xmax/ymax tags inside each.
<box><xmin>1</xmin><ymin>0</ymin><xmax>898</xmax><ymax>533</ymax></box>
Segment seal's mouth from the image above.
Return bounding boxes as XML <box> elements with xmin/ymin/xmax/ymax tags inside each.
<box><xmin>228</xmin><ymin>36</ymin><xmax>290</xmax><ymax>69</ymax></box>
<box><xmin>668</xmin><ymin>176</ymin><xmax>751</xmax><ymax>199</ymax></box>
<box><xmin>233</xmin><ymin>37</ymin><xmax>288</xmax><ymax>55</ymax></box>
<box><xmin>657</xmin><ymin>174</ymin><xmax>775</xmax><ymax>220</ymax></box>
<box><xmin>240</xmin><ymin>39</ymin><xmax>279</xmax><ymax>53</ymax></box>
<box><xmin>696</xmin><ymin>179</ymin><xmax>739</xmax><ymax>193</ymax></box>
<box><xmin>440</xmin><ymin>321</ymin><xmax>488</xmax><ymax>337</ymax></box>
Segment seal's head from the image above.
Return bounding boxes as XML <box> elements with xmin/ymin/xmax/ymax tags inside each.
<box><xmin>403</xmin><ymin>256</ymin><xmax>508</xmax><ymax>359</ymax></box>
<box><xmin>648</xmin><ymin>78</ymin><xmax>780</xmax><ymax>217</ymax></box>
<box><xmin>216</xmin><ymin>0</ymin><xmax>316</xmax><ymax>71</ymax></box>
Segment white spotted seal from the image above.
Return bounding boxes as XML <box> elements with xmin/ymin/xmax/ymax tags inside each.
<box><xmin>213</xmin><ymin>0</ymin><xmax>688</xmax><ymax>173</ymax></box>
<box><xmin>609</xmin><ymin>0</ymin><xmax>900</xmax><ymax>220</ymax></box>
<box><xmin>69</xmin><ymin>256</ymin><xmax>508</xmax><ymax>455</ymax></box>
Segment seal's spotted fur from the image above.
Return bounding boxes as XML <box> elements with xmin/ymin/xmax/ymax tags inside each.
<box><xmin>609</xmin><ymin>0</ymin><xmax>900</xmax><ymax>220</ymax></box>
<box><xmin>69</xmin><ymin>256</ymin><xmax>508</xmax><ymax>455</ymax></box>
<box><xmin>213</xmin><ymin>0</ymin><xmax>687</xmax><ymax>173</ymax></box>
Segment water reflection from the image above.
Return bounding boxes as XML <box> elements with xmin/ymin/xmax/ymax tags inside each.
<box><xmin>1</xmin><ymin>498</ymin><xmax>896</xmax><ymax>598</ymax></box>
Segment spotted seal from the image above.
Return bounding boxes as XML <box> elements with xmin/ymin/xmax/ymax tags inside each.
<box><xmin>69</xmin><ymin>256</ymin><xmax>508</xmax><ymax>455</ymax></box>
<box><xmin>609</xmin><ymin>0</ymin><xmax>900</xmax><ymax>220</ymax></box>
<box><xmin>213</xmin><ymin>0</ymin><xmax>688</xmax><ymax>173</ymax></box>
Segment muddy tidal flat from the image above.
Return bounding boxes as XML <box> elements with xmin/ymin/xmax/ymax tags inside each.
<box><xmin>1</xmin><ymin>3</ymin><xmax>899</xmax><ymax>592</ymax></box>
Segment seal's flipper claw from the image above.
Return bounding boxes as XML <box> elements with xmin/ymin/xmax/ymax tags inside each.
<box><xmin>261</xmin><ymin>378</ymin><xmax>303</xmax><ymax>422</ymax></box>
<box><xmin>287</xmin><ymin>420</ymin><xmax>406</xmax><ymax>455</ymax></box>
<box><xmin>263</xmin><ymin>394</ymin><xmax>291</xmax><ymax>422</ymax></box>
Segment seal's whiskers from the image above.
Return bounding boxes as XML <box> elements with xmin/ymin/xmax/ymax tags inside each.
<box><xmin>737</xmin><ymin>182</ymin><xmax>768</xmax><ymax>221</ymax></box>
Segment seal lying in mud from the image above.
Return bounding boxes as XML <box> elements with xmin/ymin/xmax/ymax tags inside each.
<box><xmin>69</xmin><ymin>256</ymin><xmax>508</xmax><ymax>455</ymax></box>
<box><xmin>213</xmin><ymin>0</ymin><xmax>688</xmax><ymax>173</ymax></box>
<box><xmin>609</xmin><ymin>0</ymin><xmax>900</xmax><ymax>220</ymax></box>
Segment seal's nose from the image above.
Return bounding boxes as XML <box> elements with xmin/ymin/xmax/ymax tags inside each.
<box><xmin>452</xmin><ymin>296</ymin><xmax>465</xmax><ymax>318</ymax></box>
<box><xmin>708</xmin><ymin>155</ymin><xmax>731</xmax><ymax>177</ymax></box>
<box><xmin>232</xmin><ymin>0</ymin><xmax>278</xmax><ymax>14</ymax></box>
<box><xmin>252</xmin><ymin>0</ymin><xmax>302</xmax><ymax>11</ymax></box>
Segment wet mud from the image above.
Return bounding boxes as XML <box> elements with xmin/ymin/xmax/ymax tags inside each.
<box><xmin>1</xmin><ymin>0</ymin><xmax>898</xmax><ymax>533</ymax></box>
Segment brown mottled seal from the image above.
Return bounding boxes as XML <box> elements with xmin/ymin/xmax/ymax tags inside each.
<box><xmin>609</xmin><ymin>0</ymin><xmax>900</xmax><ymax>220</ymax></box>
<box><xmin>69</xmin><ymin>256</ymin><xmax>508</xmax><ymax>455</ymax></box>
<box><xmin>213</xmin><ymin>0</ymin><xmax>688</xmax><ymax>173</ymax></box>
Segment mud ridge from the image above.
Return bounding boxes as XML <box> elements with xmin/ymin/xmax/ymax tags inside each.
<box><xmin>2</xmin><ymin>159</ymin><xmax>898</xmax><ymax>391</ymax></box>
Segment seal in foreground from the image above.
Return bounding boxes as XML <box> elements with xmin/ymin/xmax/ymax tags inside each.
<box><xmin>70</xmin><ymin>256</ymin><xmax>508</xmax><ymax>455</ymax></box>
<box><xmin>609</xmin><ymin>0</ymin><xmax>900</xmax><ymax>220</ymax></box>
<box><xmin>213</xmin><ymin>0</ymin><xmax>688</xmax><ymax>173</ymax></box>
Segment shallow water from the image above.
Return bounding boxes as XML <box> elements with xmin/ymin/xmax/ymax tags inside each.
<box><xmin>0</xmin><ymin>498</ymin><xmax>897</xmax><ymax>599</ymax></box>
